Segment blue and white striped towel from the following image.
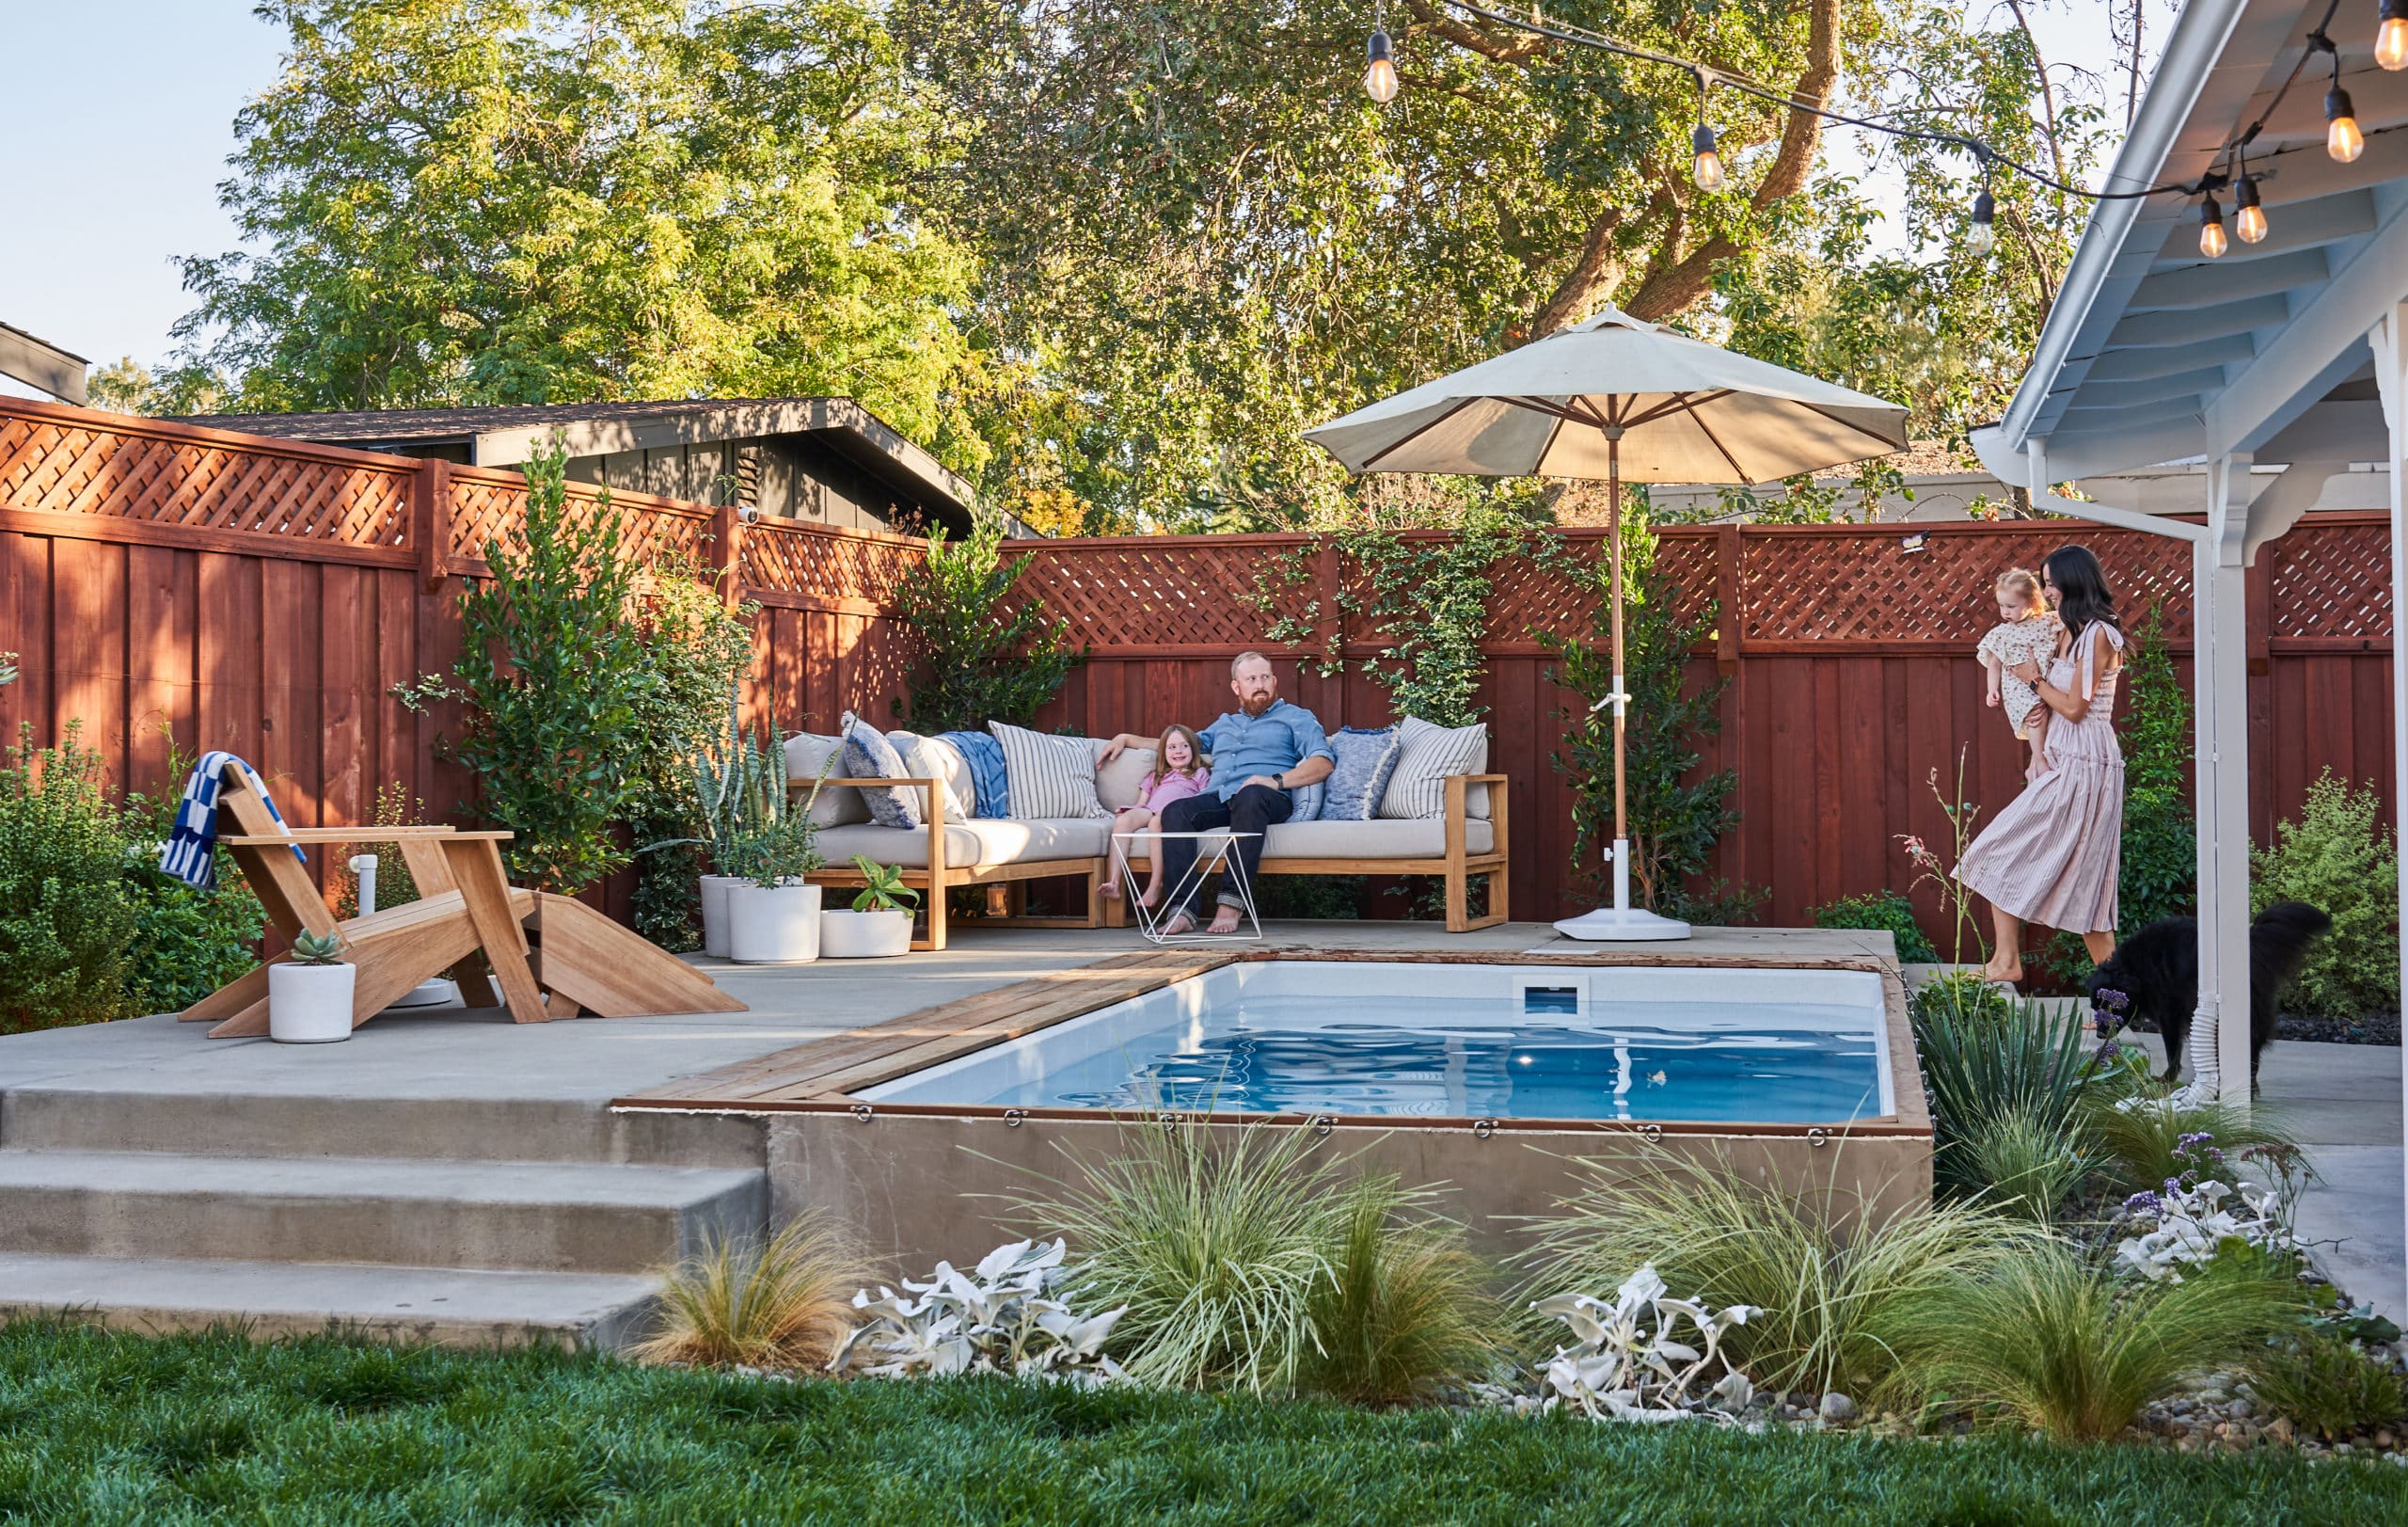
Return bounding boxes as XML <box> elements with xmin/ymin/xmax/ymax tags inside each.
<box><xmin>159</xmin><ymin>751</ymin><xmax>305</xmax><ymax>891</ymax></box>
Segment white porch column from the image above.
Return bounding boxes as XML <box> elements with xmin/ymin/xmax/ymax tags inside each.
<box><xmin>2369</xmin><ymin>304</ymin><xmax>2408</xmax><ymax>1320</ymax></box>
<box><xmin>2199</xmin><ymin>454</ymin><xmax>2254</xmax><ymax>1102</ymax></box>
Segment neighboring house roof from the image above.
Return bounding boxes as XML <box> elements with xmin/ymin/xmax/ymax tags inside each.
<box><xmin>0</xmin><ymin>321</ymin><xmax>88</xmax><ymax>406</ymax></box>
<box><xmin>173</xmin><ymin>396</ymin><xmax>974</xmax><ymax>516</ymax></box>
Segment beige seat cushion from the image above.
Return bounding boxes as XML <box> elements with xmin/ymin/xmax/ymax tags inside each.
<box><xmin>1129</xmin><ymin>819</ymin><xmax>1494</xmax><ymax>862</ymax></box>
<box><xmin>814</xmin><ymin>817</ymin><xmax>1112</xmax><ymax>870</ymax></box>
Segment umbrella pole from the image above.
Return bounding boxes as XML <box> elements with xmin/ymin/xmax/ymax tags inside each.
<box><xmin>1608</xmin><ymin>432</ymin><xmax>1630</xmax><ymax>915</ymax></box>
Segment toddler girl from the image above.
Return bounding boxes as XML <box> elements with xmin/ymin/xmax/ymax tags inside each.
<box><xmin>1976</xmin><ymin>567</ymin><xmax>2063</xmax><ymax>780</ymax></box>
<box><xmin>1099</xmin><ymin>724</ymin><xmax>1212</xmax><ymax>908</ymax></box>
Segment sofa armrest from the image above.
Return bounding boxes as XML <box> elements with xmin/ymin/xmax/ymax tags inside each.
<box><xmin>1443</xmin><ymin>773</ymin><xmax>1508</xmax><ymax>863</ymax></box>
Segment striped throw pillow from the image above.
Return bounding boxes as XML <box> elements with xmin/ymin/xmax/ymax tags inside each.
<box><xmin>988</xmin><ymin>721</ymin><xmax>1110</xmax><ymax>820</ymax></box>
<box><xmin>1377</xmin><ymin>717</ymin><xmax>1488</xmax><ymax>820</ymax></box>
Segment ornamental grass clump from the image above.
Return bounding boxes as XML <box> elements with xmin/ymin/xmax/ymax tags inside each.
<box><xmin>1887</xmin><ymin>1242</ymin><xmax>2305</xmax><ymax>1441</ymax></box>
<box><xmin>2250</xmin><ymin>1329</ymin><xmax>2408</xmax><ymax>1440</ymax></box>
<box><xmin>2078</xmin><ymin>1096</ymin><xmax>2298</xmax><ymax>1197</ymax></box>
<box><xmin>1520</xmin><ymin>1144</ymin><xmax>2046</xmax><ymax>1398</ymax></box>
<box><xmin>1963</xmin><ymin>1105</ymin><xmax>2093</xmax><ymax>1224</ymax></box>
<box><xmin>631</xmin><ymin>1215</ymin><xmax>864</xmax><ymax>1371</ymax></box>
<box><xmin>1303</xmin><ymin>1177</ymin><xmax>1503</xmax><ymax>1407</ymax></box>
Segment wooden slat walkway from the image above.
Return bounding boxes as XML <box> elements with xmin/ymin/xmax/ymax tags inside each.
<box><xmin>614</xmin><ymin>949</ymin><xmax>1239</xmax><ymax>1110</ymax></box>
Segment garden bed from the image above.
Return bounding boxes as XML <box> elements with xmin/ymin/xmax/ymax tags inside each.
<box><xmin>1</xmin><ymin>1321</ymin><xmax>2402</xmax><ymax>1522</ymax></box>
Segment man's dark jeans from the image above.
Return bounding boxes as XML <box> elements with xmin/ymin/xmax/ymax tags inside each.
<box><xmin>1157</xmin><ymin>785</ymin><xmax>1292</xmax><ymax>915</ymax></box>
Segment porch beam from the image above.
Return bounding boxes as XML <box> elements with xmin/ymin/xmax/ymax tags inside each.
<box><xmin>2201</xmin><ymin>453</ymin><xmax>2254</xmax><ymax>1105</ymax></box>
<box><xmin>2368</xmin><ymin>301</ymin><xmax>2408</xmax><ymax>1324</ymax></box>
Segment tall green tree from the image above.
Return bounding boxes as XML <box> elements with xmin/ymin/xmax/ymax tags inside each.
<box><xmin>177</xmin><ymin>0</ymin><xmax>986</xmax><ymax>469</ymax></box>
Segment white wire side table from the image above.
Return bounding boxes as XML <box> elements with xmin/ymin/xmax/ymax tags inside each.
<box><xmin>1114</xmin><ymin>829</ymin><xmax>1262</xmax><ymax>944</ymax></box>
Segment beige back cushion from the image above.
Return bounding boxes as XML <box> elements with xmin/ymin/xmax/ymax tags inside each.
<box><xmin>784</xmin><ymin>732</ymin><xmax>872</xmax><ymax>827</ymax></box>
<box><xmin>893</xmin><ymin>732</ymin><xmax>974</xmax><ymax>820</ymax></box>
<box><xmin>1092</xmin><ymin>740</ymin><xmax>1161</xmax><ymax>811</ymax></box>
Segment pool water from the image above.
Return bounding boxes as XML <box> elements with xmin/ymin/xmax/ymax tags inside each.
<box><xmin>859</xmin><ymin>963</ymin><xmax>1892</xmax><ymax>1124</ymax></box>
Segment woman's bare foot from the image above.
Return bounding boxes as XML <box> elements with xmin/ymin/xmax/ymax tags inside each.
<box><xmin>1981</xmin><ymin>952</ymin><xmax>2024</xmax><ymax>984</ymax></box>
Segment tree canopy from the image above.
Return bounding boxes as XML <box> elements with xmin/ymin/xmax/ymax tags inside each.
<box><xmin>163</xmin><ymin>0</ymin><xmax>2131</xmax><ymax>531</ymax></box>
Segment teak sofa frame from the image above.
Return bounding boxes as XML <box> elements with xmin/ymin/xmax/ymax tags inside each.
<box><xmin>797</xmin><ymin>773</ymin><xmax>1509</xmax><ymax>952</ymax></box>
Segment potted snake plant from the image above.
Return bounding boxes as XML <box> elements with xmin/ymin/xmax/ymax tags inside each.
<box><xmin>268</xmin><ymin>930</ymin><xmax>355</xmax><ymax>1043</ymax></box>
<box><xmin>662</xmin><ymin>691</ymin><xmax>828</xmax><ymax>959</ymax></box>
<box><xmin>724</xmin><ymin>809</ymin><xmax>826</xmax><ymax>963</ymax></box>
<box><xmin>819</xmin><ymin>856</ymin><xmax>920</xmax><ymax>959</ymax></box>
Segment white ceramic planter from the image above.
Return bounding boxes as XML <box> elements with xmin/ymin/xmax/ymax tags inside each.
<box><xmin>728</xmin><ymin>882</ymin><xmax>822</xmax><ymax>963</ymax></box>
<box><xmin>820</xmin><ymin>907</ymin><xmax>913</xmax><ymax>959</ymax></box>
<box><xmin>268</xmin><ymin>962</ymin><xmax>356</xmax><ymax>1042</ymax></box>
<box><xmin>700</xmin><ymin>874</ymin><xmax>747</xmax><ymax>959</ymax></box>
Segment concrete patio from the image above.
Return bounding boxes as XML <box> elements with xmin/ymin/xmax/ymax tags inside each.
<box><xmin>0</xmin><ymin>919</ymin><xmax>2396</xmax><ymax>1344</ymax></box>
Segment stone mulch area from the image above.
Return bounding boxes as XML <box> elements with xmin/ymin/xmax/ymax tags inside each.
<box><xmin>2112</xmin><ymin>1012</ymin><xmax>2400</xmax><ymax>1046</ymax></box>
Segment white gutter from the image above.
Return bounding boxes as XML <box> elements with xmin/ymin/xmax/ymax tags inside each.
<box><xmin>1968</xmin><ymin>424</ymin><xmax>2211</xmax><ymax>543</ymax></box>
<box><xmin>1998</xmin><ymin>0</ymin><xmax>2255</xmax><ymax>451</ymax></box>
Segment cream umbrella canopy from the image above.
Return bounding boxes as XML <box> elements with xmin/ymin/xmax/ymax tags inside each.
<box><xmin>1305</xmin><ymin>305</ymin><xmax>1909</xmax><ymax>940</ymax></box>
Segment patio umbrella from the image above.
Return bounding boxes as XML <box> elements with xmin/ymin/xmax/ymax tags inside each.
<box><xmin>1304</xmin><ymin>305</ymin><xmax>1909</xmax><ymax>940</ymax></box>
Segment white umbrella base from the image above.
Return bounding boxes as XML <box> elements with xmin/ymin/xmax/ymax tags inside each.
<box><xmin>384</xmin><ymin>978</ymin><xmax>459</xmax><ymax>1010</ymax></box>
<box><xmin>1552</xmin><ymin>907</ymin><xmax>1693</xmax><ymax>942</ymax></box>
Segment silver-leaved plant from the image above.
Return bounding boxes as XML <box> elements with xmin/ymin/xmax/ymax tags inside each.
<box><xmin>1481</xmin><ymin>1264</ymin><xmax>1758</xmax><ymax>1424</ymax></box>
<box><xmin>2114</xmin><ymin>1177</ymin><xmax>2294</xmax><ymax>1282</ymax></box>
<box><xmin>831</xmin><ymin>1238</ymin><xmax>1127</xmax><ymax>1385</ymax></box>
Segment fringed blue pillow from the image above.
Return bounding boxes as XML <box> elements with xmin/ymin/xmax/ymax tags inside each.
<box><xmin>841</xmin><ymin>711</ymin><xmax>921</xmax><ymax>829</ymax></box>
<box><xmin>1321</xmin><ymin>726</ymin><xmax>1402</xmax><ymax>822</ymax></box>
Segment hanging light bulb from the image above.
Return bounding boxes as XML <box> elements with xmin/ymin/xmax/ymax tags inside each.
<box><xmin>2198</xmin><ymin>193</ymin><xmax>2228</xmax><ymax>258</ymax></box>
<box><xmin>2380</xmin><ymin>0</ymin><xmax>2408</xmax><ymax>71</ymax></box>
<box><xmin>1965</xmin><ymin>187</ymin><xmax>1996</xmax><ymax>257</ymax></box>
<box><xmin>1363</xmin><ymin>28</ymin><xmax>1399</xmax><ymax>103</ymax></box>
<box><xmin>2234</xmin><ymin>174</ymin><xmax>2267</xmax><ymax>243</ymax></box>
<box><xmin>2328</xmin><ymin>83</ymin><xmax>2365</xmax><ymax>161</ymax></box>
<box><xmin>1691</xmin><ymin>122</ymin><xmax>1723</xmax><ymax>192</ymax></box>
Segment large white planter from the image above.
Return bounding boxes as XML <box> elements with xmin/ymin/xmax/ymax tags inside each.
<box><xmin>728</xmin><ymin>882</ymin><xmax>822</xmax><ymax>963</ymax></box>
<box><xmin>269</xmin><ymin>962</ymin><xmax>356</xmax><ymax>1043</ymax></box>
<box><xmin>699</xmin><ymin>874</ymin><xmax>747</xmax><ymax>959</ymax></box>
<box><xmin>820</xmin><ymin>907</ymin><xmax>913</xmax><ymax>959</ymax></box>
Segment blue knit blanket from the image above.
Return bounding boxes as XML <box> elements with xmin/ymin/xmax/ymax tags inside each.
<box><xmin>937</xmin><ymin>730</ymin><xmax>1010</xmax><ymax>819</ymax></box>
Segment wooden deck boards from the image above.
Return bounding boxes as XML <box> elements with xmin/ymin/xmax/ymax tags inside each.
<box><xmin>615</xmin><ymin>949</ymin><xmax>1239</xmax><ymax>1109</ymax></box>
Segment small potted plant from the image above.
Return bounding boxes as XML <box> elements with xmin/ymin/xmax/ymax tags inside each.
<box><xmin>269</xmin><ymin>930</ymin><xmax>356</xmax><ymax>1043</ymax></box>
<box><xmin>665</xmin><ymin>698</ymin><xmax>830</xmax><ymax>959</ymax></box>
<box><xmin>820</xmin><ymin>856</ymin><xmax>920</xmax><ymax>959</ymax></box>
<box><xmin>724</xmin><ymin>812</ymin><xmax>825</xmax><ymax>963</ymax></box>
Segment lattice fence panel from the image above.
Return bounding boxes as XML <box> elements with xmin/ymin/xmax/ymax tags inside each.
<box><xmin>743</xmin><ymin>521</ymin><xmax>922</xmax><ymax>604</ymax></box>
<box><xmin>1740</xmin><ymin>526</ymin><xmax>2194</xmax><ymax>644</ymax></box>
<box><xmin>1011</xmin><ymin>541</ymin><xmax>1303</xmax><ymax>647</ymax></box>
<box><xmin>2271</xmin><ymin>522</ymin><xmax>2392</xmax><ymax>640</ymax></box>
<box><xmin>0</xmin><ymin>414</ymin><xmax>412</xmax><ymax>547</ymax></box>
<box><xmin>449</xmin><ymin>477</ymin><xmax>526</xmax><ymax>562</ymax></box>
<box><xmin>449</xmin><ymin>476</ymin><xmax>713</xmax><ymax>572</ymax></box>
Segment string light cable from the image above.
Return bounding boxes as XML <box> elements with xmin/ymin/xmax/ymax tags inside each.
<box><xmin>1368</xmin><ymin>0</ymin><xmax>2384</xmax><ymax>255</ymax></box>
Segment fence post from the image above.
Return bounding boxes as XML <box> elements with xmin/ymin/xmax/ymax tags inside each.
<box><xmin>414</xmin><ymin>459</ymin><xmax>452</xmax><ymax>593</ymax></box>
<box><xmin>1716</xmin><ymin>523</ymin><xmax>1743</xmax><ymax>674</ymax></box>
<box><xmin>1314</xmin><ymin>536</ymin><xmax>1342</xmax><ymax>673</ymax></box>
<box><xmin>711</xmin><ymin>501</ymin><xmax>744</xmax><ymax>612</ymax></box>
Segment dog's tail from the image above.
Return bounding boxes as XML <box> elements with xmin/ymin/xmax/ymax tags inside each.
<box><xmin>2252</xmin><ymin>899</ymin><xmax>2334</xmax><ymax>982</ymax></box>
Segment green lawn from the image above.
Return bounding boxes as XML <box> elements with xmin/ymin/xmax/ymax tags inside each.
<box><xmin>3</xmin><ymin>1322</ymin><xmax>2403</xmax><ymax>1524</ymax></box>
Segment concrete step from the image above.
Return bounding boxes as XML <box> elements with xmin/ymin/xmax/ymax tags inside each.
<box><xmin>0</xmin><ymin>1250</ymin><xmax>663</xmax><ymax>1350</ymax></box>
<box><xmin>0</xmin><ymin>1149</ymin><xmax>764</xmax><ymax>1275</ymax></box>
<box><xmin>0</xmin><ymin>1087</ymin><xmax>766</xmax><ymax>1169</ymax></box>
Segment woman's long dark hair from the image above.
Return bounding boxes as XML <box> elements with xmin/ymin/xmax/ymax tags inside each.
<box><xmin>2044</xmin><ymin>545</ymin><xmax>2118</xmax><ymax>635</ymax></box>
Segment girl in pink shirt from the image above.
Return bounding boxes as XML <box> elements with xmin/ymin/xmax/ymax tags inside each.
<box><xmin>1101</xmin><ymin>724</ymin><xmax>1211</xmax><ymax>908</ymax></box>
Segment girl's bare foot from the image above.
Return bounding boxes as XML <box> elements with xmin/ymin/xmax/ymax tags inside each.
<box><xmin>1139</xmin><ymin>885</ymin><xmax>1163</xmax><ymax>909</ymax></box>
<box><xmin>1098</xmin><ymin>881</ymin><xmax>1123</xmax><ymax>900</ymax></box>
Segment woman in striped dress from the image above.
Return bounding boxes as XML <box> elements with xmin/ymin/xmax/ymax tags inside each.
<box><xmin>1954</xmin><ymin>546</ymin><xmax>2127</xmax><ymax>985</ymax></box>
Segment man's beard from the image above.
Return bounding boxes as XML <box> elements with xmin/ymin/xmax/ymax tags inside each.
<box><xmin>1241</xmin><ymin>692</ymin><xmax>1275</xmax><ymax>716</ymax></box>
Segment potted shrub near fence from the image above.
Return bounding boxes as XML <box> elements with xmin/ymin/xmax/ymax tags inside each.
<box><xmin>268</xmin><ymin>931</ymin><xmax>354</xmax><ymax>1043</ymax></box>
<box><xmin>725</xmin><ymin>812</ymin><xmax>825</xmax><ymax>964</ymax></box>
<box><xmin>821</xmin><ymin>856</ymin><xmax>919</xmax><ymax>959</ymax></box>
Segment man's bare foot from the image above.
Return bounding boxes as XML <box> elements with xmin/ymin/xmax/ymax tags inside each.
<box><xmin>1159</xmin><ymin>909</ymin><xmax>1198</xmax><ymax>936</ymax></box>
<box><xmin>1207</xmin><ymin>904</ymin><xmax>1244</xmax><ymax>935</ymax></box>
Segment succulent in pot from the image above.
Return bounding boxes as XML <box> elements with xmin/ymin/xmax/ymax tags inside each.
<box><xmin>268</xmin><ymin>929</ymin><xmax>356</xmax><ymax>1043</ymax></box>
<box><xmin>821</xmin><ymin>857</ymin><xmax>920</xmax><ymax>959</ymax></box>
<box><xmin>724</xmin><ymin>815</ymin><xmax>825</xmax><ymax>963</ymax></box>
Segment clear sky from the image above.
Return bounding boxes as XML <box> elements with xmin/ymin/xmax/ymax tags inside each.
<box><xmin>0</xmin><ymin>1</ymin><xmax>2177</xmax><ymax>395</ymax></box>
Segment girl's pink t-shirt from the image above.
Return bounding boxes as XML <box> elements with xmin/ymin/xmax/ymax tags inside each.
<box><xmin>1140</xmin><ymin>769</ymin><xmax>1209</xmax><ymax>813</ymax></box>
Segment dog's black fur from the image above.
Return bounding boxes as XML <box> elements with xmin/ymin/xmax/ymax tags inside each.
<box><xmin>2085</xmin><ymin>900</ymin><xmax>2332</xmax><ymax>1090</ymax></box>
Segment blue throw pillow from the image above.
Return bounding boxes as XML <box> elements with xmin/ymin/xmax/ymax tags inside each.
<box><xmin>1288</xmin><ymin>779</ymin><xmax>1325</xmax><ymax>822</ymax></box>
<box><xmin>841</xmin><ymin>712</ymin><xmax>921</xmax><ymax>829</ymax></box>
<box><xmin>1321</xmin><ymin>726</ymin><xmax>1402</xmax><ymax>822</ymax></box>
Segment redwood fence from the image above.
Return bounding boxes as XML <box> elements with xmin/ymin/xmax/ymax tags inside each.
<box><xmin>1</xmin><ymin>395</ymin><xmax>2393</xmax><ymax>940</ymax></box>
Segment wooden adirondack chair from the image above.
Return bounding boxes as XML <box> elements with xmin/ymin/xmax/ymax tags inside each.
<box><xmin>177</xmin><ymin>760</ymin><xmax>744</xmax><ymax>1037</ymax></box>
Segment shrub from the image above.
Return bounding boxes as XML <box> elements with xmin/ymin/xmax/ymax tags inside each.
<box><xmin>2252</xmin><ymin>1329</ymin><xmax>2408</xmax><ymax>1440</ymax></box>
<box><xmin>332</xmin><ymin>782</ymin><xmax>429</xmax><ymax>918</ymax></box>
<box><xmin>431</xmin><ymin>441</ymin><xmax>659</xmax><ymax>892</ymax></box>
<box><xmin>1022</xmin><ymin>1118</ymin><xmax>1348</xmax><ymax>1394</ymax></box>
<box><xmin>119</xmin><ymin>751</ymin><xmax>266</xmax><ymax>1012</ymax></box>
<box><xmin>1963</xmin><ymin>1105</ymin><xmax>2090</xmax><ymax>1223</ymax></box>
<box><xmin>630</xmin><ymin>1215</ymin><xmax>863</xmax><ymax>1371</ymax></box>
<box><xmin>0</xmin><ymin>724</ymin><xmax>136</xmax><ymax>1033</ymax></box>
<box><xmin>1910</xmin><ymin>988</ymin><xmax>2091</xmax><ymax>1200</ymax></box>
<box><xmin>2251</xmin><ymin>770</ymin><xmax>2398</xmax><ymax>1018</ymax></box>
<box><xmin>1303</xmin><ymin>1177</ymin><xmax>1502</xmax><ymax>1406</ymax></box>
<box><xmin>1519</xmin><ymin>1144</ymin><xmax>2046</xmax><ymax>1397</ymax></box>
<box><xmin>1909</xmin><ymin>970</ymin><xmax>2009</xmax><ymax>1027</ymax></box>
<box><xmin>891</xmin><ymin>517</ymin><xmax>1078</xmax><ymax>734</ymax></box>
<box><xmin>1812</xmin><ymin>892</ymin><xmax>1938</xmax><ymax>963</ymax></box>
<box><xmin>626</xmin><ymin>565</ymin><xmax>757</xmax><ymax>952</ymax></box>
<box><xmin>1889</xmin><ymin>1243</ymin><xmax>2305</xmax><ymax>1440</ymax></box>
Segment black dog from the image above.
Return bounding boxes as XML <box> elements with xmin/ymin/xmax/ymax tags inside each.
<box><xmin>2086</xmin><ymin>901</ymin><xmax>2333</xmax><ymax>1091</ymax></box>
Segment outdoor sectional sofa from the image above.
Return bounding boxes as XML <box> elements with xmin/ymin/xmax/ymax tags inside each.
<box><xmin>785</xmin><ymin>727</ymin><xmax>1507</xmax><ymax>950</ymax></box>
